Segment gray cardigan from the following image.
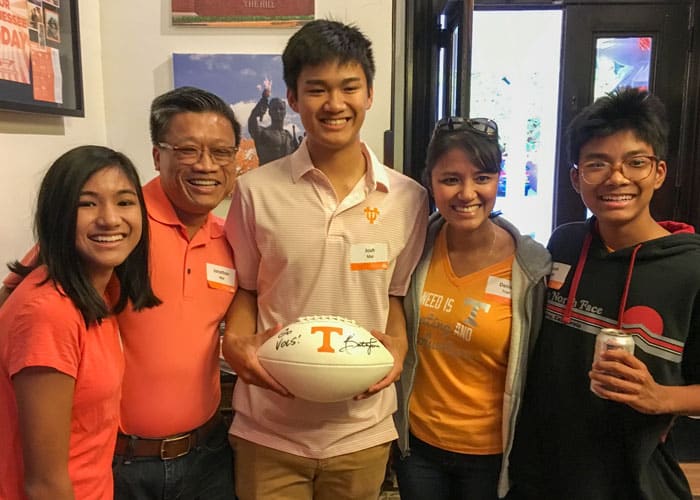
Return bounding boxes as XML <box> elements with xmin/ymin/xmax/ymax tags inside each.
<box><xmin>394</xmin><ymin>212</ymin><xmax>552</xmax><ymax>498</ymax></box>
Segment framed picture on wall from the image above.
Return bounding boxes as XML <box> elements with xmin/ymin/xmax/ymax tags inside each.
<box><xmin>173</xmin><ymin>53</ymin><xmax>305</xmax><ymax>174</ymax></box>
<box><xmin>0</xmin><ymin>0</ymin><xmax>83</xmax><ymax>117</ymax></box>
<box><xmin>171</xmin><ymin>0</ymin><xmax>313</xmax><ymax>28</ymax></box>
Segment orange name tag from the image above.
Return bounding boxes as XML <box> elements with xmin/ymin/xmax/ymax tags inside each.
<box><xmin>350</xmin><ymin>243</ymin><xmax>389</xmax><ymax>271</ymax></box>
<box><xmin>485</xmin><ymin>276</ymin><xmax>512</xmax><ymax>304</ymax></box>
<box><xmin>206</xmin><ymin>263</ymin><xmax>237</xmax><ymax>293</ymax></box>
<box><xmin>548</xmin><ymin>262</ymin><xmax>571</xmax><ymax>290</ymax></box>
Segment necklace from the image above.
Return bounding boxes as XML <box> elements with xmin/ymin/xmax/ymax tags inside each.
<box><xmin>445</xmin><ymin>223</ymin><xmax>498</xmax><ymax>258</ymax></box>
<box><xmin>445</xmin><ymin>223</ymin><xmax>499</xmax><ymax>278</ymax></box>
<box><xmin>485</xmin><ymin>224</ymin><xmax>497</xmax><ymax>258</ymax></box>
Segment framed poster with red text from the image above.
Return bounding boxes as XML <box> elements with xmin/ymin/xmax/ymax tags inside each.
<box><xmin>171</xmin><ymin>0</ymin><xmax>313</xmax><ymax>28</ymax></box>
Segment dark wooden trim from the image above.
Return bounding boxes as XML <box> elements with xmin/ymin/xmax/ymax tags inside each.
<box><xmin>678</xmin><ymin>1</ymin><xmax>700</xmax><ymax>230</ymax></box>
<box><xmin>403</xmin><ymin>0</ymin><xmax>442</xmax><ymax>181</ymax></box>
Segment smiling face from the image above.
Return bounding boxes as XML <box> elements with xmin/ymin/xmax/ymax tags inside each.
<box><xmin>75</xmin><ymin>166</ymin><xmax>143</xmax><ymax>288</ymax></box>
<box><xmin>153</xmin><ymin>111</ymin><xmax>237</xmax><ymax>230</ymax></box>
<box><xmin>570</xmin><ymin>129</ymin><xmax>666</xmax><ymax>229</ymax></box>
<box><xmin>287</xmin><ymin>60</ymin><xmax>373</xmax><ymax>158</ymax></box>
<box><xmin>431</xmin><ymin>147</ymin><xmax>499</xmax><ymax>234</ymax></box>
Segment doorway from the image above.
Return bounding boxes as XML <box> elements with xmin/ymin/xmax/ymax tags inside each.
<box><xmin>403</xmin><ymin>0</ymin><xmax>695</xmax><ymax>237</ymax></box>
<box><xmin>470</xmin><ymin>9</ymin><xmax>562</xmax><ymax>244</ymax></box>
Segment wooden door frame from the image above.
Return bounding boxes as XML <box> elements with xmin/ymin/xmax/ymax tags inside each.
<box><xmin>402</xmin><ymin>0</ymin><xmax>473</xmax><ymax>182</ymax></box>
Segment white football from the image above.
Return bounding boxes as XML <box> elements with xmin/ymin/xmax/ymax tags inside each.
<box><xmin>257</xmin><ymin>315</ymin><xmax>394</xmax><ymax>403</ymax></box>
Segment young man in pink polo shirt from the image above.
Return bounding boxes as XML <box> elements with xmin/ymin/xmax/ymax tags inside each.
<box><xmin>222</xmin><ymin>19</ymin><xmax>429</xmax><ymax>500</ymax></box>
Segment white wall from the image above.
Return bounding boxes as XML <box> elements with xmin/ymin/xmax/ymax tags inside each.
<box><xmin>0</xmin><ymin>0</ymin><xmax>106</xmax><ymax>280</ymax></box>
<box><xmin>0</xmin><ymin>0</ymin><xmax>393</xmax><ymax>280</ymax></box>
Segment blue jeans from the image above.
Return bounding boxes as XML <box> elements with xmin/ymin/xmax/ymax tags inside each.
<box><xmin>112</xmin><ymin>420</ymin><xmax>234</xmax><ymax>500</ymax></box>
<box><xmin>395</xmin><ymin>434</ymin><xmax>501</xmax><ymax>500</ymax></box>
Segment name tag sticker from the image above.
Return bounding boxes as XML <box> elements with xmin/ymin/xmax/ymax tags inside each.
<box><xmin>485</xmin><ymin>276</ymin><xmax>512</xmax><ymax>304</ymax></box>
<box><xmin>548</xmin><ymin>262</ymin><xmax>571</xmax><ymax>290</ymax></box>
<box><xmin>350</xmin><ymin>243</ymin><xmax>389</xmax><ymax>271</ymax></box>
<box><xmin>206</xmin><ymin>264</ymin><xmax>237</xmax><ymax>293</ymax></box>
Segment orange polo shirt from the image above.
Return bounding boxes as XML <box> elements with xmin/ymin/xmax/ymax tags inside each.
<box><xmin>117</xmin><ymin>178</ymin><xmax>236</xmax><ymax>437</ymax></box>
<box><xmin>2</xmin><ymin>180</ymin><xmax>236</xmax><ymax>437</ymax></box>
<box><xmin>0</xmin><ymin>267</ymin><xmax>123</xmax><ymax>500</ymax></box>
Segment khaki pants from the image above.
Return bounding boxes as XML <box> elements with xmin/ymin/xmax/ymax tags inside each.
<box><xmin>231</xmin><ymin>435</ymin><xmax>390</xmax><ymax>500</ymax></box>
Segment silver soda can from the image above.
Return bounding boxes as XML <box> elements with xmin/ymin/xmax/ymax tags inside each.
<box><xmin>590</xmin><ymin>328</ymin><xmax>635</xmax><ymax>398</ymax></box>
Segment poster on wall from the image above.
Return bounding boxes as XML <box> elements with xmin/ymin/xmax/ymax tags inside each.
<box><xmin>173</xmin><ymin>53</ymin><xmax>305</xmax><ymax>174</ymax></box>
<box><xmin>30</xmin><ymin>46</ymin><xmax>61</xmax><ymax>102</ymax></box>
<box><xmin>43</xmin><ymin>4</ymin><xmax>59</xmax><ymax>42</ymax></box>
<box><xmin>171</xmin><ymin>0</ymin><xmax>313</xmax><ymax>28</ymax></box>
<box><xmin>0</xmin><ymin>0</ymin><xmax>31</xmax><ymax>84</ymax></box>
<box><xmin>0</xmin><ymin>0</ymin><xmax>82</xmax><ymax>115</ymax></box>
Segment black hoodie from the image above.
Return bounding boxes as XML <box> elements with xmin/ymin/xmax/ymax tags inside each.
<box><xmin>509</xmin><ymin>218</ymin><xmax>700</xmax><ymax>500</ymax></box>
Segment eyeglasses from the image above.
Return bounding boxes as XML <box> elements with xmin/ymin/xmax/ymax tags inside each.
<box><xmin>575</xmin><ymin>155</ymin><xmax>658</xmax><ymax>184</ymax></box>
<box><xmin>158</xmin><ymin>142</ymin><xmax>239</xmax><ymax>166</ymax></box>
<box><xmin>432</xmin><ymin>117</ymin><xmax>499</xmax><ymax>139</ymax></box>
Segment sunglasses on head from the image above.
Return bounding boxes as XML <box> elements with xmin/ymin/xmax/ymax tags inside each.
<box><xmin>432</xmin><ymin>117</ymin><xmax>499</xmax><ymax>139</ymax></box>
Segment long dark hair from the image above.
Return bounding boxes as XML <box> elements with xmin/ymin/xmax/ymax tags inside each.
<box><xmin>9</xmin><ymin>145</ymin><xmax>161</xmax><ymax>324</ymax></box>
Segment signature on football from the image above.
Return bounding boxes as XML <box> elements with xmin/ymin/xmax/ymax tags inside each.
<box><xmin>275</xmin><ymin>328</ymin><xmax>301</xmax><ymax>350</ymax></box>
<box><xmin>339</xmin><ymin>335</ymin><xmax>381</xmax><ymax>355</ymax></box>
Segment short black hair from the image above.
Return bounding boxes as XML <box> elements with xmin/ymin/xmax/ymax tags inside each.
<box><xmin>423</xmin><ymin>123</ymin><xmax>502</xmax><ymax>189</ymax></box>
<box><xmin>282</xmin><ymin>19</ymin><xmax>375</xmax><ymax>96</ymax></box>
<box><xmin>567</xmin><ymin>87</ymin><xmax>669</xmax><ymax>165</ymax></box>
<box><xmin>10</xmin><ymin>145</ymin><xmax>161</xmax><ymax>325</ymax></box>
<box><xmin>150</xmin><ymin>86</ymin><xmax>241</xmax><ymax>147</ymax></box>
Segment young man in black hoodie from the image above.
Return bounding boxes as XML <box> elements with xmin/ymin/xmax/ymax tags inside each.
<box><xmin>507</xmin><ymin>87</ymin><xmax>700</xmax><ymax>500</ymax></box>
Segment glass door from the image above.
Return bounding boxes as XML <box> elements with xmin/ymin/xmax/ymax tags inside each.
<box><xmin>470</xmin><ymin>9</ymin><xmax>563</xmax><ymax>244</ymax></box>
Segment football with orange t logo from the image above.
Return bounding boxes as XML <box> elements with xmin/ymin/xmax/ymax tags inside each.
<box><xmin>257</xmin><ymin>315</ymin><xmax>395</xmax><ymax>402</ymax></box>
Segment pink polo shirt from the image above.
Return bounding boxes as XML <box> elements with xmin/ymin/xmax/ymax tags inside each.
<box><xmin>225</xmin><ymin>140</ymin><xmax>428</xmax><ymax>459</ymax></box>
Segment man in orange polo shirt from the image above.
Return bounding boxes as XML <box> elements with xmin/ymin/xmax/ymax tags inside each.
<box><xmin>1</xmin><ymin>87</ymin><xmax>240</xmax><ymax>500</ymax></box>
<box><xmin>114</xmin><ymin>86</ymin><xmax>240</xmax><ymax>499</ymax></box>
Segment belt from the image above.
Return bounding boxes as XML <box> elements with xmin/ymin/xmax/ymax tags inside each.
<box><xmin>114</xmin><ymin>412</ymin><xmax>222</xmax><ymax>460</ymax></box>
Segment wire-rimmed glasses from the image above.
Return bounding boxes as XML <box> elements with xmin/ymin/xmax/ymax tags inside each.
<box><xmin>575</xmin><ymin>155</ymin><xmax>658</xmax><ymax>184</ymax></box>
<box><xmin>157</xmin><ymin>142</ymin><xmax>239</xmax><ymax>166</ymax></box>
